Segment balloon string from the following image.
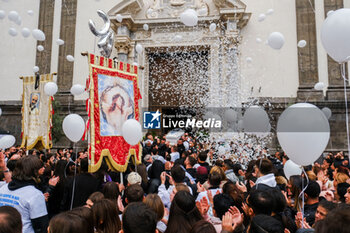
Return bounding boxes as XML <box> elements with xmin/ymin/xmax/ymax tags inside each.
<box><xmin>340</xmin><ymin>63</ymin><xmax>350</xmax><ymax>160</ymax></box>
<box><xmin>70</xmin><ymin>143</ymin><xmax>77</xmax><ymax>210</ymax></box>
<box><xmin>298</xmin><ymin>167</ymin><xmax>309</xmax><ymax>229</ymax></box>
<box><xmin>307</xmin><ymin>0</ymin><xmax>315</xmax><ymax>13</ymax></box>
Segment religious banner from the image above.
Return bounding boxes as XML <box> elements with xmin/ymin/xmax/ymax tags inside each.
<box><xmin>20</xmin><ymin>74</ymin><xmax>53</xmax><ymax>150</ymax></box>
<box><xmin>87</xmin><ymin>54</ymin><xmax>142</xmax><ymax>172</ymax></box>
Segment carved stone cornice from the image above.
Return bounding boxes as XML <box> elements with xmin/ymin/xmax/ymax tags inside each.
<box><xmin>108</xmin><ymin>0</ymin><xmax>144</xmax><ymax>16</ymax></box>
<box><xmin>114</xmin><ymin>35</ymin><xmax>132</xmax><ymax>54</ymax></box>
<box><xmin>108</xmin><ymin>0</ymin><xmax>250</xmax><ymax>32</ymax></box>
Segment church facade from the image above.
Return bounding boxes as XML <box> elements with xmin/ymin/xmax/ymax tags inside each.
<box><xmin>0</xmin><ymin>0</ymin><xmax>349</xmax><ymax>152</ymax></box>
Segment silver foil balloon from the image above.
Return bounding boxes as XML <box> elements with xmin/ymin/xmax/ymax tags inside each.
<box><xmin>88</xmin><ymin>10</ymin><xmax>110</xmax><ymax>36</ymax></box>
<box><xmin>98</xmin><ymin>31</ymin><xmax>114</xmax><ymax>58</ymax></box>
<box><xmin>88</xmin><ymin>10</ymin><xmax>114</xmax><ymax>58</ymax></box>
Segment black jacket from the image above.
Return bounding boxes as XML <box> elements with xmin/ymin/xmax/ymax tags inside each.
<box><xmin>60</xmin><ymin>173</ymin><xmax>99</xmax><ymax>211</ymax></box>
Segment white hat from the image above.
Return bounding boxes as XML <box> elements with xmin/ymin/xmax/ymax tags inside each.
<box><xmin>127</xmin><ymin>172</ymin><xmax>142</xmax><ymax>185</ymax></box>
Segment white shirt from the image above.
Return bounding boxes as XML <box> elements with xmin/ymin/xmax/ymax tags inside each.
<box><xmin>170</xmin><ymin>152</ymin><xmax>180</xmax><ymax>162</ymax></box>
<box><xmin>255</xmin><ymin>173</ymin><xmax>277</xmax><ymax>188</ymax></box>
<box><xmin>152</xmin><ymin>155</ymin><xmax>166</xmax><ymax>164</ymax></box>
<box><xmin>0</xmin><ymin>184</ymin><xmax>47</xmax><ymax>233</ymax></box>
<box><xmin>0</xmin><ymin>181</ymin><xmax>6</xmax><ymax>189</ymax></box>
<box><xmin>196</xmin><ymin>188</ymin><xmax>222</xmax><ymax>217</ymax></box>
<box><xmin>196</xmin><ymin>188</ymin><xmax>222</xmax><ymax>204</ymax></box>
<box><xmin>183</xmin><ymin>141</ymin><xmax>189</xmax><ymax>151</ymax></box>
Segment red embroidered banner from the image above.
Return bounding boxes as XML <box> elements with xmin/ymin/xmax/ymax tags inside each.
<box><xmin>87</xmin><ymin>54</ymin><xmax>142</xmax><ymax>172</ymax></box>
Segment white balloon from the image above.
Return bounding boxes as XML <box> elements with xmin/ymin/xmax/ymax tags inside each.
<box><xmin>21</xmin><ymin>28</ymin><xmax>31</xmax><ymax>37</ymax></box>
<box><xmin>8</xmin><ymin>28</ymin><xmax>17</xmax><ymax>37</ymax></box>
<box><xmin>63</xmin><ymin>114</ymin><xmax>85</xmax><ymax>142</ymax></box>
<box><xmin>297</xmin><ymin>40</ymin><xmax>307</xmax><ymax>48</ymax></box>
<box><xmin>135</xmin><ymin>44</ymin><xmax>143</xmax><ymax>54</ymax></box>
<box><xmin>327</xmin><ymin>10</ymin><xmax>334</xmax><ymax>17</ymax></box>
<box><xmin>66</xmin><ymin>55</ymin><xmax>74</xmax><ymax>62</ymax></box>
<box><xmin>321</xmin><ymin>8</ymin><xmax>350</xmax><ymax>63</ymax></box>
<box><xmin>284</xmin><ymin>160</ymin><xmax>302</xmax><ymax>180</ymax></box>
<box><xmin>224</xmin><ymin>109</ymin><xmax>237</xmax><ymax>123</ymax></box>
<box><xmin>44</xmin><ymin>82</ymin><xmax>58</xmax><ymax>96</ymax></box>
<box><xmin>143</xmin><ymin>23</ymin><xmax>149</xmax><ymax>31</ymax></box>
<box><xmin>203</xmin><ymin>111</ymin><xmax>214</xmax><ymax>120</ymax></box>
<box><xmin>256</xmin><ymin>38</ymin><xmax>262</xmax><ymax>43</ymax></box>
<box><xmin>147</xmin><ymin>9</ymin><xmax>153</xmax><ymax>15</ymax></box>
<box><xmin>243</xmin><ymin>105</ymin><xmax>271</xmax><ymax>135</ymax></box>
<box><xmin>314</xmin><ymin>82</ymin><xmax>325</xmax><ymax>90</ymax></box>
<box><xmin>122</xmin><ymin>119</ymin><xmax>142</xmax><ymax>145</ymax></box>
<box><xmin>211</xmin><ymin>114</ymin><xmax>221</xmax><ymax>122</ymax></box>
<box><xmin>32</xmin><ymin>29</ymin><xmax>46</xmax><ymax>41</ymax></box>
<box><xmin>27</xmin><ymin>10</ymin><xmax>34</xmax><ymax>16</ymax></box>
<box><xmin>0</xmin><ymin>135</ymin><xmax>16</xmax><ymax>149</ymax></box>
<box><xmin>209</xmin><ymin>23</ymin><xmax>216</xmax><ymax>32</ymax></box>
<box><xmin>268</xmin><ymin>32</ymin><xmax>285</xmax><ymax>50</ymax></box>
<box><xmin>198</xmin><ymin>7</ymin><xmax>207</xmax><ymax>16</ymax></box>
<box><xmin>180</xmin><ymin>9</ymin><xmax>198</xmax><ymax>27</ymax></box>
<box><xmin>37</xmin><ymin>45</ymin><xmax>44</xmax><ymax>52</ymax></box>
<box><xmin>258</xmin><ymin>13</ymin><xmax>266</xmax><ymax>22</ymax></box>
<box><xmin>33</xmin><ymin>66</ymin><xmax>39</xmax><ymax>73</ymax></box>
<box><xmin>8</xmin><ymin>11</ymin><xmax>18</xmax><ymax>22</ymax></box>
<box><xmin>174</xmin><ymin>34</ymin><xmax>182</xmax><ymax>42</ymax></box>
<box><xmin>246</xmin><ymin>57</ymin><xmax>253</xmax><ymax>63</ymax></box>
<box><xmin>237</xmin><ymin>119</ymin><xmax>244</xmax><ymax>131</ymax></box>
<box><xmin>322</xmin><ymin>107</ymin><xmax>332</xmax><ymax>120</ymax></box>
<box><xmin>70</xmin><ymin>84</ymin><xmax>85</xmax><ymax>96</ymax></box>
<box><xmin>116</xmin><ymin>14</ymin><xmax>123</xmax><ymax>23</ymax></box>
<box><xmin>218</xmin><ymin>146</ymin><xmax>226</xmax><ymax>155</ymax></box>
<box><xmin>0</xmin><ymin>10</ymin><xmax>5</xmax><ymax>19</ymax></box>
<box><xmin>266</xmin><ymin>9</ymin><xmax>274</xmax><ymax>15</ymax></box>
<box><xmin>56</xmin><ymin>39</ymin><xmax>64</xmax><ymax>45</ymax></box>
<box><xmin>277</xmin><ymin>103</ymin><xmax>330</xmax><ymax>166</ymax></box>
<box><xmin>14</xmin><ymin>15</ymin><xmax>21</xmax><ymax>25</ymax></box>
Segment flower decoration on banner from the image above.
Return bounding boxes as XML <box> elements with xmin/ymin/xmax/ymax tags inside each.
<box><xmin>85</xmin><ymin>53</ymin><xmax>142</xmax><ymax>173</ymax></box>
<box><xmin>88</xmin><ymin>10</ymin><xmax>114</xmax><ymax>58</ymax></box>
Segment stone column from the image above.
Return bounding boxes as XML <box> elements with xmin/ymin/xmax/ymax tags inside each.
<box><xmin>224</xmin><ymin>19</ymin><xmax>240</xmax><ymax>107</ymax></box>
<box><xmin>115</xmin><ymin>25</ymin><xmax>131</xmax><ymax>62</ymax></box>
<box><xmin>56</xmin><ymin>0</ymin><xmax>78</xmax><ymax>97</ymax></box>
<box><xmin>295</xmin><ymin>0</ymin><xmax>322</xmax><ymax>101</ymax></box>
<box><xmin>324</xmin><ymin>0</ymin><xmax>349</xmax><ymax>100</ymax></box>
<box><xmin>35</xmin><ymin>0</ymin><xmax>55</xmax><ymax>74</ymax></box>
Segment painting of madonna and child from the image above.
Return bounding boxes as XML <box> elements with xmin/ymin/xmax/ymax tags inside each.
<box><xmin>98</xmin><ymin>74</ymin><xmax>135</xmax><ymax>136</ymax></box>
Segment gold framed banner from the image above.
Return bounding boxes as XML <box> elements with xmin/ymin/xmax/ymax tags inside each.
<box><xmin>20</xmin><ymin>74</ymin><xmax>53</xmax><ymax>150</ymax></box>
<box><xmin>87</xmin><ymin>54</ymin><xmax>142</xmax><ymax>172</ymax></box>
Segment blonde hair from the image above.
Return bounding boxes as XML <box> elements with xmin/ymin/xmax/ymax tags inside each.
<box><xmin>276</xmin><ymin>176</ymin><xmax>288</xmax><ymax>186</ymax></box>
<box><xmin>334</xmin><ymin>173</ymin><xmax>349</xmax><ymax>184</ymax></box>
<box><xmin>210</xmin><ymin>166</ymin><xmax>226</xmax><ymax>181</ymax></box>
<box><xmin>306</xmin><ymin>170</ymin><xmax>317</xmax><ymax>181</ymax></box>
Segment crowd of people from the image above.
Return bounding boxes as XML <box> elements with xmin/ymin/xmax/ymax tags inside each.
<box><xmin>0</xmin><ymin>132</ymin><xmax>350</xmax><ymax>233</ymax></box>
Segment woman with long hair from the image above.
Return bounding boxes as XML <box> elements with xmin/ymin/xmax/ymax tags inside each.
<box><xmin>137</xmin><ymin>164</ymin><xmax>149</xmax><ymax>193</ymax></box>
<box><xmin>148</xmin><ymin>160</ymin><xmax>165</xmax><ymax>194</ymax></box>
<box><xmin>48</xmin><ymin>160</ymin><xmax>68</xmax><ymax>218</ymax></box>
<box><xmin>69</xmin><ymin>206</ymin><xmax>94</xmax><ymax>232</ymax></box>
<box><xmin>102</xmin><ymin>181</ymin><xmax>120</xmax><ymax>202</ymax></box>
<box><xmin>92</xmin><ymin>199</ymin><xmax>121</xmax><ymax>233</ymax></box>
<box><xmin>48</xmin><ymin>211</ymin><xmax>93</xmax><ymax>233</ymax></box>
<box><xmin>165</xmin><ymin>191</ymin><xmax>203</xmax><ymax>233</ymax></box>
<box><xmin>287</xmin><ymin>175</ymin><xmax>302</xmax><ymax>212</ymax></box>
<box><xmin>144</xmin><ymin>194</ymin><xmax>167</xmax><ymax>232</ymax></box>
<box><xmin>0</xmin><ymin>156</ymin><xmax>49</xmax><ymax>233</ymax></box>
